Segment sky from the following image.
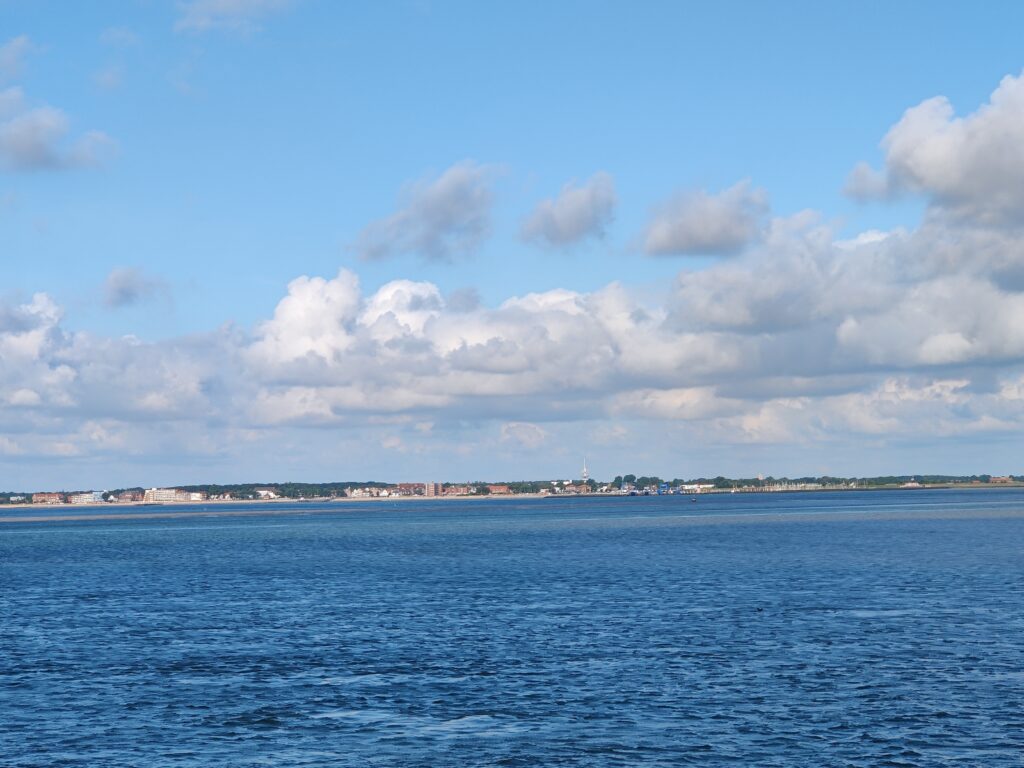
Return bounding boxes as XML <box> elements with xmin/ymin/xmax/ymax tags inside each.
<box><xmin>5</xmin><ymin>0</ymin><xmax>1024</xmax><ymax>489</ymax></box>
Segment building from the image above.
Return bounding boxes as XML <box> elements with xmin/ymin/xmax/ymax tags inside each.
<box><xmin>680</xmin><ymin>484</ymin><xmax>716</xmax><ymax>493</ymax></box>
<box><xmin>396</xmin><ymin>483</ymin><xmax>425</xmax><ymax>496</ymax></box>
<box><xmin>487</xmin><ymin>484</ymin><xmax>511</xmax><ymax>495</ymax></box>
<box><xmin>144</xmin><ymin>488</ymin><xmax>180</xmax><ymax>503</ymax></box>
<box><xmin>68</xmin><ymin>492</ymin><xmax>104</xmax><ymax>504</ymax></box>
<box><xmin>424</xmin><ymin>482</ymin><xmax>441</xmax><ymax>497</ymax></box>
<box><xmin>116</xmin><ymin>490</ymin><xmax>144</xmax><ymax>503</ymax></box>
<box><xmin>32</xmin><ymin>492</ymin><xmax>64</xmax><ymax>504</ymax></box>
<box><xmin>144</xmin><ymin>488</ymin><xmax>208</xmax><ymax>503</ymax></box>
<box><xmin>254</xmin><ymin>488</ymin><xmax>279</xmax><ymax>499</ymax></box>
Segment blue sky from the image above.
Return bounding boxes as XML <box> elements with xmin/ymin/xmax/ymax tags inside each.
<box><xmin>5</xmin><ymin>1</ymin><xmax>1024</xmax><ymax>488</ymax></box>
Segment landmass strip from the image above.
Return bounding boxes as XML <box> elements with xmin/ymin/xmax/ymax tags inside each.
<box><xmin>4</xmin><ymin>474</ymin><xmax>1021</xmax><ymax>509</ymax></box>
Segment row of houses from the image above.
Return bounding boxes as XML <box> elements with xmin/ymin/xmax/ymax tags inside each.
<box><xmin>344</xmin><ymin>483</ymin><xmax>511</xmax><ymax>498</ymax></box>
<box><xmin>25</xmin><ymin>488</ymin><xmax>208</xmax><ymax>505</ymax></box>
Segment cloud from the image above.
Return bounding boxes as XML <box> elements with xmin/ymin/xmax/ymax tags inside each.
<box><xmin>93</xmin><ymin>66</ymin><xmax>123</xmax><ymax>91</ymax></box>
<box><xmin>0</xmin><ymin>87</ymin><xmax>115</xmax><ymax>171</ymax></box>
<box><xmin>644</xmin><ymin>180</ymin><xmax>769</xmax><ymax>256</ymax></box>
<box><xmin>845</xmin><ymin>70</ymin><xmax>1024</xmax><ymax>225</ymax></box>
<box><xmin>103</xmin><ymin>268</ymin><xmax>167</xmax><ymax>308</ymax></box>
<box><xmin>249</xmin><ymin>269</ymin><xmax>362</xmax><ymax>365</ymax></box>
<box><xmin>0</xmin><ymin>36</ymin><xmax>32</xmax><ymax>81</ymax></box>
<box><xmin>521</xmin><ymin>172</ymin><xmax>616</xmax><ymax>247</ymax></box>
<box><xmin>175</xmin><ymin>0</ymin><xmax>294</xmax><ymax>33</ymax></box>
<box><xmin>501</xmin><ymin>422</ymin><xmax>548</xmax><ymax>449</ymax></box>
<box><xmin>9</xmin><ymin>213</ymin><xmax>1024</xmax><ymax>475</ymax></box>
<box><xmin>0</xmin><ymin>87</ymin><xmax>24</xmax><ymax>119</ymax></box>
<box><xmin>14</xmin><ymin>71</ymin><xmax>1024</xmax><ymax>480</ymax></box>
<box><xmin>352</xmin><ymin>161</ymin><xmax>494</xmax><ymax>261</ymax></box>
<box><xmin>100</xmin><ymin>27</ymin><xmax>141</xmax><ymax>47</ymax></box>
<box><xmin>842</xmin><ymin>162</ymin><xmax>889</xmax><ymax>200</ymax></box>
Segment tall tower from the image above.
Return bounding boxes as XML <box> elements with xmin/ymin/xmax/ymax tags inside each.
<box><xmin>581</xmin><ymin>457</ymin><xmax>589</xmax><ymax>484</ymax></box>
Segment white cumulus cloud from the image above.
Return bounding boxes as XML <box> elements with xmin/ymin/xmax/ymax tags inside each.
<box><xmin>845</xmin><ymin>70</ymin><xmax>1024</xmax><ymax>225</ymax></box>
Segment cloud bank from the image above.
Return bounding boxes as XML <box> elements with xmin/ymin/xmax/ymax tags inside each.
<box><xmin>9</xmin><ymin>72</ymin><xmax>1024</xmax><ymax>482</ymax></box>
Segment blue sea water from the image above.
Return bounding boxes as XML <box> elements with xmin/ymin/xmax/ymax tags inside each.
<box><xmin>1</xmin><ymin>490</ymin><xmax>1023</xmax><ymax>766</ymax></box>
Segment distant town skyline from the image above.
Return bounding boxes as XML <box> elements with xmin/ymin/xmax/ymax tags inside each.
<box><xmin>5</xmin><ymin>2</ymin><xmax>1024</xmax><ymax>488</ymax></box>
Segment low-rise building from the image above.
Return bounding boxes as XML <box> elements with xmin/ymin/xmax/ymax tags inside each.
<box><xmin>680</xmin><ymin>484</ymin><xmax>716</xmax><ymax>493</ymax></box>
<box><xmin>487</xmin><ymin>484</ymin><xmax>511</xmax><ymax>495</ymax></box>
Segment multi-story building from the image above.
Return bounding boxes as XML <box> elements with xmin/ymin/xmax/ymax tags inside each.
<box><xmin>68</xmin><ymin>492</ymin><xmax>103</xmax><ymax>504</ymax></box>
<box><xmin>144</xmin><ymin>488</ymin><xmax>208</xmax><ymax>503</ymax></box>
<box><xmin>32</xmin><ymin>492</ymin><xmax>64</xmax><ymax>504</ymax></box>
<box><xmin>424</xmin><ymin>482</ymin><xmax>441</xmax><ymax>497</ymax></box>
<box><xmin>487</xmin><ymin>484</ymin><xmax>512</xmax><ymax>495</ymax></box>
<box><xmin>144</xmin><ymin>488</ymin><xmax>181</xmax><ymax>503</ymax></box>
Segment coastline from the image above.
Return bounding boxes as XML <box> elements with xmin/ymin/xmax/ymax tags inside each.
<box><xmin>4</xmin><ymin>482</ymin><xmax>1024</xmax><ymax>519</ymax></box>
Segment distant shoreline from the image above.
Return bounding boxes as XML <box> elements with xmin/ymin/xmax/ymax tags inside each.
<box><xmin>5</xmin><ymin>481</ymin><xmax>1024</xmax><ymax>515</ymax></box>
<box><xmin>0</xmin><ymin>493</ymin><xmax>547</xmax><ymax>514</ymax></box>
<box><xmin>4</xmin><ymin>492</ymin><xmax>1024</xmax><ymax>526</ymax></box>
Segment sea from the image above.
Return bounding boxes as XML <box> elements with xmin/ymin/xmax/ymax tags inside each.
<box><xmin>1</xmin><ymin>489</ymin><xmax>1022</xmax><ymax>766</ymax></box>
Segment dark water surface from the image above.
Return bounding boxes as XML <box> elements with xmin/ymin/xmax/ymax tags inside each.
<box><xmin>2</xmin><ymin>490</ymin><xmax>1023</xmax><ymax>766</ymax></box>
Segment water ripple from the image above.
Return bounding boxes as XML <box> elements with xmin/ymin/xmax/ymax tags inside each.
<box><xmin>2</xmin><ymin>490</ymin><xmax>1023</xmax><ymax>765</ymax></box>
